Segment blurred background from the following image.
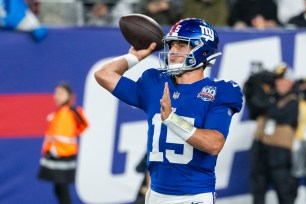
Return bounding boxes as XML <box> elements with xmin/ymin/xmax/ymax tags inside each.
<box><xmin>1</xmin><ymin>0</ymin><xmax>306</xmax><ymax>204</ymax></box>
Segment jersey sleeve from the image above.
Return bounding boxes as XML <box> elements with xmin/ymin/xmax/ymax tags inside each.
<box><xmin>204</xmin><ymin>106</ymin><xmax>233</xmax><ymax>138</ymax></box>
<box><xmin>213</xmin><ymin>80</ymin><xmax>243</xmax><ymax>113</ymax></box>
<box><xmin>204</xmin><ymin>80</ymin><xmax>243</xmax><ymax>138</ymax></box>
<box><xmin>112</xmin><ymin>68</ymin><xmax>159</xmax><ymax>111</ymax></box>
<box><xmin>112</xmin><ymin>76</ymin><xmax>144</xmax><ymax>110</ymax></box>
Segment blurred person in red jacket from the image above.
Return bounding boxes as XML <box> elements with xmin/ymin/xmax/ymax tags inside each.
<box><xmin>38</xmin><ymin>82</ymin><xmax>89</xmax><ymax>204</ymax></box>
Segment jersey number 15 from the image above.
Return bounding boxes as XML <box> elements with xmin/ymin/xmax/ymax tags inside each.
<box><xmin>149</xmin><ymin>113</ymin><xmax>194</xmax><ymax>164</ymax></box>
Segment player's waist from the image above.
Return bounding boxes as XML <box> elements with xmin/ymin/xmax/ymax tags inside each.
<box><xmin>149</xmin><ymin>164</ymin><xmax>216</xmax><ymax>195</ymax></box>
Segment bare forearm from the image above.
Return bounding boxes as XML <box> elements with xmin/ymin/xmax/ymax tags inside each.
<box><xmin>94</xmin><ymin>43</ymin><xmax>156</xmax><ymax>93</ymax></box>
<box><xmin>187</xmin><ymin>129</ymin><xmax>225</xmax><ymax>156</ymax></box>
<box><xmin>94</xmin><ymin>56</ymin><xmax>129</xmax><ymax>92</ymax></box>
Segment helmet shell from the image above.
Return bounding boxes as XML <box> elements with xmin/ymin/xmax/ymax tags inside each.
<box><xmin>160</xmin><ymin>18</ymin><xmax>221</xmax><ymax>75</ymax></box>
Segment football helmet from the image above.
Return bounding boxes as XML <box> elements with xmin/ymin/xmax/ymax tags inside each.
<box><xmin>159</xmin><ymin>18</ymin><xmax>222</xmax><ymax>75</ymax></box>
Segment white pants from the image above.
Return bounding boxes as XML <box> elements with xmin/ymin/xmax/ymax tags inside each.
<box><xmin>145</xmin><ymin>188</ymin><xmax>216</xmax><ymax>204</ymax></box>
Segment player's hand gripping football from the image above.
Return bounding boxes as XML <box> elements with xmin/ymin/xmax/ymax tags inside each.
<box><xmin>160</xmin><ymin>82</ymin><xmax>172</xmax><ymax>121</ymax></box>
<box><xmin>129</xmin><ymin>42</ymin><xmax>157</xmax><ymax>61</ymax></box>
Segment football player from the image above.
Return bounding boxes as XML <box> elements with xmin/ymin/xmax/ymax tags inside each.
<box><xmin>95</xmin><ymin>18</ymin><xmax>243</xmax><ymax>204</ymax></box>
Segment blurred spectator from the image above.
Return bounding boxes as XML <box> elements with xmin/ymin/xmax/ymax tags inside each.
<box><xmin>134</xmin><ymin>153</ymin><xmax>149</xmax><ymax>204</ymax></box>
<box><xmin>0</xmin><ymin>0</ymin><xmax>47</xmax><ymax>41</ymax></box>
<box><xmin>139</xmin><ymin>0</ymin><xmax>182</xmax><ymax>25</ymax></box>
<box><xmin>228</xmin><ymin>0</ymin><xmax>280</xmax><ymax>29</ymax></box>
<box><xmin>38</xmin><ymin>82</ymin><xmax>89</xmax><ymax>204</ymax></box>
<box><xmin>292</xmin><ymin>79</ymin><xmax>306</xmax><ymax>179</ymax></box>
<box><xmin>244</xmin><ymin>63</ymin><xmax>299</xmax><ymax>204</ymax></box>
<box><xmin>277</xmin><ymin>0</ymin><xmax>304</xmax><ymax>25</ymax></box>
<box><xmin>84</xmin><ymin>1</ymin><xmax>114</xmax><ymax>26</ymax></box>
<box><xmin>26</xmin><ymin>0</ymin><xmax>40</xmax><ymax>16</ymax></box>
<box><xmin>226</xmin><ymin>0</ymin><xmax>237</xmax><ymax>9</ymax></box>
<box><xmin>109</xmin><ymin>0</ymin><xmax>141</xmax><ymax>26</ymax></box>
<box><xmin>38</xmin><ymin>0</ymin><xmax>84</xmax><ymax>26</ymax></box>
<box><xmin>291</xmin><ymin>79</ymin><xmax>306</xmax><ymax>204</ymax></box>
<box><xmin>287</xmin><ymin>0</ymin><xmax>306</xmax><ymax>28</ymax></box>
<box><xmin>181</xmin><ymin>0</ymin><xmax>229</xmax><ymax>27</ymax></box>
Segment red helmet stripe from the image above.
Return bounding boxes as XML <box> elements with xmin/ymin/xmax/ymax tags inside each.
<box><xmin>169</xmin><ymin>20</ymin><xmax>183</xmax><ymax>36</ymax></box>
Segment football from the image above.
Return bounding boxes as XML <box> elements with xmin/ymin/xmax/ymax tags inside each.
<box><xmin>119</xmin><ymin>14</ymin><xmax>164</xmax><ymax>51</ymax></box>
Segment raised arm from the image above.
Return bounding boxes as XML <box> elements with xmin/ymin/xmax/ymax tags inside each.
<box><xmin>94</xmin><ymin>43</ymin><xmax>157</xmax><ymax>93</ymax></box>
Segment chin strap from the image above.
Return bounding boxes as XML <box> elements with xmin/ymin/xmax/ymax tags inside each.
<box><xmin>205</xmin><ymin>52</ymin><xmax>222</xmax><ymax>68</ymax></box>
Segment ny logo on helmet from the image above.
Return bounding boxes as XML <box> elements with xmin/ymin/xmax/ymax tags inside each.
<box><xmin>200</xmin><ymin>25</ymin><xmax>214</xmax><ymax>42</ymax></box>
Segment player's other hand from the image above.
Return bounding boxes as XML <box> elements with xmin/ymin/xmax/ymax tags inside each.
<box><xmin>129</xmin><ymin>42</ymin><xmax>156</xmax><ymax>61</ymax></box>
<box><xmin>160</xmin><ymin>82</ymin><xmax>172</xmax><ymax>121</ymax></box>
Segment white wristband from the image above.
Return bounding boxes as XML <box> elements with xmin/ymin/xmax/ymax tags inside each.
<box><xmin>123</xmin><ymin>54</ymin><xmax>139</xmax><ymax>69</ymax></box>
<box><xmin>162</xmin><ymin>112</ymin><xmax>196</xmax><ymax>141</ymax></box>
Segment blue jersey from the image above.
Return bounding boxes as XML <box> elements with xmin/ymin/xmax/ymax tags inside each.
<box><xmin>0</xmin><ymin>0</ymin><xmax>47</xmax><ymax>41</ymax></box>
<box><xmin>0</xmin><ymin>0</ymin><xmax>27</xmax><ymax>28</ymax></box>
<box><xmin>113</xmin><ymin>68</ymin><xmax>243</xmax><ymax>195</ymax></box>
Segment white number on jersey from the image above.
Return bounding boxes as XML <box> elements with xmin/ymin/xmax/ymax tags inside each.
<box><xmin>149</xmin><ymin>113</ymin><xmax>194</xmax><ymax>164</ymax></box>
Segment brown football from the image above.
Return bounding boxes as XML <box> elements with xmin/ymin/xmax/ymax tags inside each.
<box><xmin>119</xmin><ymin>14</ymin><xmax>164</xmax><ymax>51</ymax></box>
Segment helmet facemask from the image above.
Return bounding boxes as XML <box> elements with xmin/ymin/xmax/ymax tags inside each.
<box><xmin>159</xmin><ymin>35</ymin><xmax>221</xmax><ymax>76</ymax></box>
<box><xmin>159</xmin><ymin>36</ymin><xmax>201</xmax><ymax>75</ymax></box>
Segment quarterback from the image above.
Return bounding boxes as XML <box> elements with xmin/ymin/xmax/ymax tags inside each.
<box><xmin>95</xmin><ymin>18</ymin><xmax>243</xmax><ymax>203</ymax></box>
